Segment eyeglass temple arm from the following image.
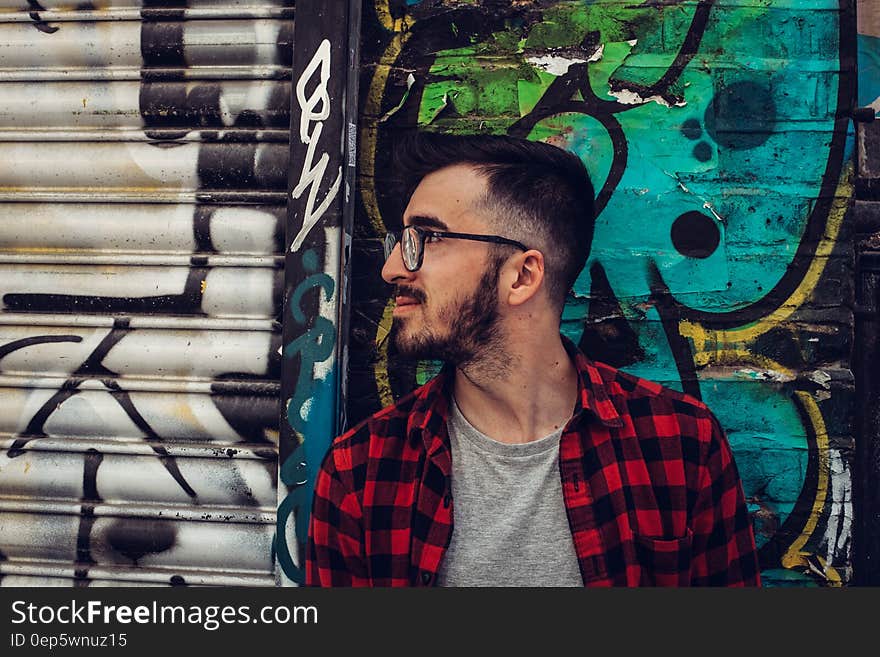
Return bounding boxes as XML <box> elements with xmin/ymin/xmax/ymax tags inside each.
<box><xmin>440</xmin><ymin>231</ymin><xmax>528</xmax><ymax>251</ymax></box>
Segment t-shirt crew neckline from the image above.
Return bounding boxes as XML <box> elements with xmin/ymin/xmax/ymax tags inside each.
<box><xmin>449</xmin><ymin>396</ymin><xmax>566</xmax><ymax>458</ymax></box>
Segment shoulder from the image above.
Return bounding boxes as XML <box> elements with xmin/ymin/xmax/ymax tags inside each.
<box><xmin>590</xmin><ymin>360</ymin><xmax>719</xmax><ymax>443</ymax></box>
<box><xmin>319</xmin><ymin>377</ymin><xmax>439</xmax><ymax>479</ymax></box>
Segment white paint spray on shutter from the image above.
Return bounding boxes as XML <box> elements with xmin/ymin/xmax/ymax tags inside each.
<box><xmin>0</xmin><ymin>0</ymin><xmax>291</xmax><ymax>586</ymax></box>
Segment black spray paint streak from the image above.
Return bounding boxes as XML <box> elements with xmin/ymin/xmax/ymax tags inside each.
<box><xmin>74</xmin><ymin>449</ymin><xmax>104</xmax><ymax>585</ymax></box>
<box><xmin>508</xmin><ymin>62</ymin><xmax>629</xmax><ymax>216</ymax></box>
<box><xmin>755</xmin><ymin>394</ymin><xmax>823</xmax><ymax>570</ymax></box>
<box><xmin>105</xmin><ymin>519</ymin><xmax>177</xmax><ymax>565</ymax></box>
<box><xmin>4</xmin><ymin>267</ymin><xmax>209</xmax><ymax>315</ymax></box>
<box><xmin>108</xmin><ymin>385</ymin><xmax>198</xmax><ymax>500</ymax></box>
<box><xmin>26</xmin><ymin>0</ymin><xmax>59</xmax><ymax>34</ymax></box>
<box><xmin>5</xmin><ymin>321</ymin><xmax>199</xmax><ymax>502</ymax></box>
<box><xmin>0</xmin><ymin>335</ymin><xmax>83</xmax><ymax>362</ymax></box>
<box><xmin>579</xmin><ymin>262</ymin><xmax>644</xmax><ymax>368</ymax></box>
<box><xmin>615</xmin><ymin>0</ymin><xmax>717</xmax><ymax>106</ymax></box>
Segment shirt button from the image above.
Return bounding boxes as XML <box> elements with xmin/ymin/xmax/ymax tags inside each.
<box><xmin>443</xmin><ymin>493</ymin><xmax>452</xmax><ymax>508</ymax></box>
<box><xmin>421</xmin><ymin>571</ymin><xmax>432</xmax><ymax>585</ymax></box>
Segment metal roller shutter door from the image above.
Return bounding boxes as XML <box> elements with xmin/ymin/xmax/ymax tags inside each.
<box><xmin>0</xmin><ymin>0</ymin><xmax>293</xmax><ymax>586</ymax></box>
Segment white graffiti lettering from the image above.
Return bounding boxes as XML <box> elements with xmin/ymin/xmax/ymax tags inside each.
<box><xmin>291</xmin><ymin>38</ymin><xmax>343</xmax><ymax>252</ymax></box>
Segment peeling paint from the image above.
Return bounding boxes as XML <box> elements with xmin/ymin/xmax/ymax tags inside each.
<box><xmin>379</xmin><ymin>73</ymin><xmax>415</xmax><ymax>123</ymax></box>
<box><xmin>526</xmin><ymin>44</ymin><xmax>604</xmax><ymax>76</ymax></box>
<box><xmin>607</xmin><ymin>87</ymin><xmax>686</xmax><ymax>108</ymax></box>
<box><xmin>809</xmin><ymin>370</ymin><xmax>833</xmax><ymax>389</ymax></box>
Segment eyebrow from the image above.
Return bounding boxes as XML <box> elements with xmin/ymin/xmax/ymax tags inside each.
<box><xmin>405</xmin><ymin>215</ymin><xmax>448</xmax><ymax>231</ymax></box>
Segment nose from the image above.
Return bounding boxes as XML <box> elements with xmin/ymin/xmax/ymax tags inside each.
<box><xmin>381</xmin><ymin>240</ymin><xmax>415</xmax><ymax>284</ymax></box>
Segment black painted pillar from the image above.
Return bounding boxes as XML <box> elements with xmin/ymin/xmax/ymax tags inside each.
<box><xmin>276</xmin><ymin>0</ymin><xmax>362</xmax><ymax>586</ymax></box>
<box><xmin>854</xmin><ymin>107</ymin><xmax>880</xmax><ymax>584</ymax></box>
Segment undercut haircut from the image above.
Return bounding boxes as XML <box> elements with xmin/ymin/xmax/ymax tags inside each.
<box><xmin>393</xmin><ymin>131</ymin><xmax>596</xmax><ymax>312</ymax></box>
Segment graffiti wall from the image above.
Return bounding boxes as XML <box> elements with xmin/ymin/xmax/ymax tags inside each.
<box><xmin>0</xmin><ymin>0</ymin><xmax>869</xmax><ymax>588</ymax></box>
<box><xmin>347</xmin><ymin>0</ymin><xmax>860</xmax><ymax>586</ymax></box>
<box><xmin>0</xmin><ymin>0</ymin><xmax>291</xmax><ymax>585</ymax></box>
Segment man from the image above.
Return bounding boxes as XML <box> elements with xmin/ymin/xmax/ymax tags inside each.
<box><xmin>306</xmin><ymin>132</ymin><xmax>761</xmax><ymax>586</ymax></box>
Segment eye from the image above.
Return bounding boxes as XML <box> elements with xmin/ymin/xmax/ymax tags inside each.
<box><xmin>425</xmin><ymin>232</ymin><xmax>444</xmax><ymax>243</ymax></box>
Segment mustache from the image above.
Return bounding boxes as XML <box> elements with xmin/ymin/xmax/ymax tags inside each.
<box><xmin>393</xmin><ymin>285</ymin><xmax>427</xmax><ymax>303</ymax></box>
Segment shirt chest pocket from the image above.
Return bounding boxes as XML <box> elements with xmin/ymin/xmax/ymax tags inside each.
<box><xmin>633</xmin><ymin>528</ymin><xmax>693</xmax><ymax>587</ymax></box>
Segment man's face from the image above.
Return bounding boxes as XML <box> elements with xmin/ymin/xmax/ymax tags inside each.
<box><xmin>380</xmin><ymin>164</ymin><xmax>507</xmax><ymax>366</ymax></box>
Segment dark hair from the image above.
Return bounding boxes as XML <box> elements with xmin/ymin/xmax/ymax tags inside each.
<box><xmin>393</xmin><ymin>131</ymin><xmax>596</xmax><ymax>311</ymax></box>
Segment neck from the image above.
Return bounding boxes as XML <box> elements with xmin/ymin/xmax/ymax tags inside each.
<box><xmin>452</xmin><ymin>332</ymin><xmax>578</xmax><ymax>444</ymax></box>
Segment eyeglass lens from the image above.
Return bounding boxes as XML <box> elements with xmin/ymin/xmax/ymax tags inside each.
<box><xmin>401</xmin><ymin>227</ymin><xmax>419</xmax><ymax>270</ymax></box>
<box><xmin>384</xmin><ymin>227</ymin><xmax>421</xmax><ymax>271</ymax></box>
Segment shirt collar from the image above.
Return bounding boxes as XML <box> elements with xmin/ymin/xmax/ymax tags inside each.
<box><xmin>560</xmin><ymin>334</ymin><xmax>624</xmax><ymax>428</ymax></box>
<box><xmin>407</xmin><ymin>334</ymin><xmax>624</xmax><ymax>448</ymax></box>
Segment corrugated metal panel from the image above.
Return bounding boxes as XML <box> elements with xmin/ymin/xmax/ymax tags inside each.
<box><xmin>0</xmin><ymin>0</ymin><xmax>292</xmax><ymax>586</ymax></box>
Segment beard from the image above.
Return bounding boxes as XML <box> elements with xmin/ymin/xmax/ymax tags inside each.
<box><xmin>390</xmin><ymin>254</ymin><xmax>507</xmax><ymax>368</ymax></box>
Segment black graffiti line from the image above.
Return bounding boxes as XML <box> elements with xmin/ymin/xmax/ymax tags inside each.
<box><xmin>26</xmin><ymin>0</ymin><xmax>59</xmax><ymax>33</ymax></box>
<box><xmin>82</xmin><ymin>448</ymin><xmax>104</xmax><ymax>502</ymax></box>
<box><xmin>6</xmin><ymin>328</ymin><xmax>200</xmax><ymax>501</ymax></box>
<box><xmin>110</xmin><ymin>388</ymin><xmax>198</xmax><ymax>500</ymax></box>
<box><xmin>571</xmin><ymin>68</ymin><xmax>631</xmax><ymax>216</ymax></box>
<box><xmin>0</xmin><ymin>335</ymin><xmax>83</xmax><ymax>363</ymax></box>
<box><xmin>9</xmin><ymin>323</ymin><xmax>127</xmax><ymax>454</ymax></box>
<box><xmin>647</xmin><ymin>260</ymin><xmax>702</xmax><ymax>400</ymax></box>
<box><xmin>579</xmin><ymin>261</ymin><xmax>645</xmax><ymax>368</ymax></box>
<box><xmin>591</xmin><ymin>111</ymin><xmax>629</xmax><ymax>215</ymax></box>
<box><xmin>77</xmin><ymin>326</ymin><xmax>128</xmax><ymax>374</ymax></box>
<box><xmin>617</xmin><ymin>0</ymin><xmax>717</xmax><ymax>105</ymax></box>
<box><xmin>756</xmin><ymin>392</ymin><xmax>822</xmax><ymax>572</ymax></box>
<box><xmin>193</xmin><ymin>206</ymin><xmax>218</xmax><ymax>254</ymax></box>
<box><xmin>8</xmin><ymin>383</ymin><xmax>83</xmax><ymax>457</ymax></box>
<box><xmin>508</xmin><ymin>0</ymin><xmax>717</xmax><ymax>121</ymax></box>
<box><xmin>73</xmin><ymin>449</ymin><xmax>104</xmax><ymax>583</ymax></box>
<box><xmin>3</xmin><ymin>267</ymin><xmax>210</xmax><ymax>315</ymax></box>
<box><xmin>507</xmin><ymin>64</ymin><xmax>625</xmax><ymax>133</ymax></box>
<box><xmin>508</xmin><ymin>64</ymin><xmax>628</xmax><ymax>216</ymax></box>
<box><xmin>76</xmin><ymin>505</ymin><xmax>97</xmax><ymax>567</ymax></box>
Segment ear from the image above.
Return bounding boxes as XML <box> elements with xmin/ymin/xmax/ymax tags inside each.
<box><xmin>504</xmin><ymin>249</ymin><xmax>545</xmax><ymax>307</ymax></box>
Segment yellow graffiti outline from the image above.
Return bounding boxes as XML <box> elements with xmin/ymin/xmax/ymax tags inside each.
<box><xmin>374</xmin><ymin>297</ymin><xmax>395</xmax><ymax>407</ymax></box>
<box><xmin>361</xmin><ymin>2</ymin><xmax>411</xmax><ymax>237</ymax></box>
<box><xmin>701</xmin><ymin>353</ymin><xmax>840</xmax><ymax>584</ymax></box>
<box><xmin>681</xmin><ymin>162</ymin><xmax>853</xmax><ymax>353</ymax></box>
<box><xmin>367</xmin><ymin>1</ymin><xmax>414</xmax><ymax>405</ymax></box>
<box><xmin>691</xmin><ymin>350</ymin><xmax>796</xmax><ymax>377</ymax></box>
<box><xmin>679</xmin><ymin>162</ymin><xmax>852</xmax><ymax>585</ymax></box>
<box><xmin>781</xmin><ymin>391</ymin><xmax>840</xmax><ymax>586</ymax></box>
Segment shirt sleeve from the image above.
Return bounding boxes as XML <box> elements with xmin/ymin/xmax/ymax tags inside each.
<box><xmin>690</xmin><ymin>412</ymin><xmax>762</xmax><ymax>586</ymax></box>
<box><xmin>305</xmin><ymin>442</ymin><xmax>369</xmax><ymax>586</ymax></box>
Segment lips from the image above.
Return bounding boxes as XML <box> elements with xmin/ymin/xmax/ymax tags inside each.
<box><xmin>393</xmin><ymin>286</ymin><xmax>425</xmax><ymax>309</ymax></box>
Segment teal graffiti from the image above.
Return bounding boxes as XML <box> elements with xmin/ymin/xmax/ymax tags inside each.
<box><xmin>276</xmin><ymin>371</ymin><xmax>337</xmax><ymax>584</ymax></box>
<box><xmin>276</xmin><ymin>445</ymin><xmax>308</xmax><ymax>584</ymax></box>
<box><xmin>275</xmin><ymin>248</ymin><xmax>338</xmax><ymax>583</ymax></box>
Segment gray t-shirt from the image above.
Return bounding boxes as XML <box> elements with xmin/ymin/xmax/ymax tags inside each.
<box><xmin>437</xmin><ymin>399</ymin><xmax>583</xmax><ymax>587</ymax></box>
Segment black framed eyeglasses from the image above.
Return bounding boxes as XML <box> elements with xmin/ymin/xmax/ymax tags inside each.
<box><xmin>383</xmin><ymin>225</ymin><xmax>529</xmax><ymax>272</ymax></box>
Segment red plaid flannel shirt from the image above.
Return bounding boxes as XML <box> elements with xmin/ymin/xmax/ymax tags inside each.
<box><xmin>306</xmin><ymin>337</ymin><xmax>761</xmax><ymax>586</ymax></box>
